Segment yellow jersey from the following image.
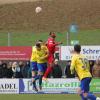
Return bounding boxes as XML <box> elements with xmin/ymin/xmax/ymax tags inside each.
<box><xmin>41</xmin><ymin>45</ymin><xmax>48</xmax><ymax>54</ymax></box>
<box><xmin>30</xmin><ymin>46</ymin><xmax>37</xmax><ymax>62</ymax></box>
<box><xmin>70</xmin><ymin>54</ymin><xmax>92</xmax><ymax>80</ymax></box>
<box><xmin>36</xmin><ymin>45</ymin><xmax>48</xmax><ymax>63</ymax></box>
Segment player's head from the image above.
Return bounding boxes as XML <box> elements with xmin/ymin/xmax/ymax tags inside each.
<box><xmin>74</xmin><ymin>44</ymin><xmax>81</xmax><ymax>53</ymax></box>
<box><xmin>38</xmin><ymin>40</ymin><xmax>43</xmax><ymax>43</ymax></box>
<box><xmin>36</xmin><ymin>42</ymin><xmax>41</xmax><ymax>51</ymax></box>
<box><xmin>37</xmin><ymin>40</ymin><xmax>44</xmax><ymax>45</ymax></box>
<box><xmin>49</xmin><ymin>32</ymin><xmax>56</xmax><ymax>38</ymax></box>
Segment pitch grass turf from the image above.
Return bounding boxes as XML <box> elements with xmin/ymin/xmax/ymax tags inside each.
<box><xmin>0</xmin><ymin>94</ymin><xmax>100</xmax><ymax>100</ymax></box>
<box><xmin>0</xmin><ymin>29</ymin><xmax>100</xmax><ymax>46</ymax></box>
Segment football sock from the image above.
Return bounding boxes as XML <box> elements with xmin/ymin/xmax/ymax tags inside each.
<box><xmin>34</xmin><ymin>75</ymin><xmax>40</xmax><ymax>80</ymax></box>
<box><xmin>39</xmin><ymin>75</ymin><xmax>43</xmax><ymax>86</ymax></box>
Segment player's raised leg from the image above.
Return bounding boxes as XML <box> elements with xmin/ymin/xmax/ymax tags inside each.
<box><xmin>80</xmin><ymin>77</ymin><xmax>97</xmax><ymax>100</ymax></box>
<box><xmin>43</xmin><ymin>32</ymin><xmax>62</xmax><ymax>80</ymax></box>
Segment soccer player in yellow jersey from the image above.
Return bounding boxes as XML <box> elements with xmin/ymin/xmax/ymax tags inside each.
<box><xmin>37</xmin><ymin>40</ymin><xmax>48</xmax><ymax>58</ymax></box>
<box><xmin>37</xmin><ymin>40</ymin><xmax>48</xmax><ymax>74</ymax></box>
<box><xmin>30</xmin><ymin>46</ymin><xmax>38</xmax><ymax>91</ymax></box>
<box><xmin>70</xmin><ymin>44</ymin><xmax>100</xmax><ymax>100</ymax></box>
<box><xmin>32</xmin><ymin>42</ymin><xmax>48</xmax><ymax>91</ymax></box>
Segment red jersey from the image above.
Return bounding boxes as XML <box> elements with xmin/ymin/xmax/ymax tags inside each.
<box><xmin>47</xmin><ymin>37</ymin><xmax>59</xmax><ymax>54</ymax></box>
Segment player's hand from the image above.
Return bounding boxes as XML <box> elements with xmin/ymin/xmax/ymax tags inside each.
<box><xmin>59</xmin><ymin>42</ymin><xmax>63</xmax><ymax>45</ymax></box>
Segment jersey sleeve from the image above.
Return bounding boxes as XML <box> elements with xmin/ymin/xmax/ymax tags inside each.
<box><xmin>30</xmin><ymin>46</ymin><xmax>37</xmax><ymax>61</ymax></box>
<box><xmin>43</xmin><ymin>46</ymin><xmax>49</xmax><ymax>58</ymax></box>
<box><xmin>44</xmin><ymin>46</ymin><xmax>48</xmax><ymax>52</ymax></box>
<box><xmin>70</xmin><ymin>56</ymin><xmax>76</xmax><ymax>74</ymax></box>
<box><xmin>48</xmin><ymin>40</ymin><xmax>60</xmax><ymax>47</ymax></box>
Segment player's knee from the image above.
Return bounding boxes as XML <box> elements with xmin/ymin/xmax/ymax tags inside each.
<box><xmin>32</xmin><ymin>77</ymin><xmax>35</xmax><ymax>82</ymax></box>
<box><xmin>83</xmin><ymin>93</ymin><xmax>88</xmax><ymax>98</ymax></box>
<box><xmin>38</xmin><ymin>71</ymin><xmax>43</xmax><ymax>75</ymax></box>
<box><xmin>49</xmin><ymin>61</ymin><xmax>54</xmax><ymax>66</ymax></box>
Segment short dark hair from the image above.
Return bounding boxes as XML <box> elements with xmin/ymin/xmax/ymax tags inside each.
<box><xmin>49</xmin><ymin>32</ymin><xmax>56</xmax><ymax>38</ymax></box>
<box><xmin>36</xmin><ymin>43</ymin><xmax>41</xmax><ymax>48</ymax></box>
<box><xmin>49</xmin><ymin>32</ymin><xmax>55</xmax><ymax>35</ymax></box>
<box><xmin>38</xmin><ymin>40</ymin><xmax>43</xmax><ymax>42</ymax></box>
<box><xmin>74</xmin><ymin>44</ymin><xmax>81</xmax><ymax>53</ymax></box>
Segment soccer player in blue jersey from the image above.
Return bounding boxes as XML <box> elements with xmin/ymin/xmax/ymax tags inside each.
<box><xmin>70</xmin><ymin>44</ymin><xmax>100</xmax><ymax>100</ymax></box>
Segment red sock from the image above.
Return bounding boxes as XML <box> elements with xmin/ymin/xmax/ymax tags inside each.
<box><xmin>43</xmin><ymin>67</ymin><xmax>53</xmax><ymax>78</ymax></box>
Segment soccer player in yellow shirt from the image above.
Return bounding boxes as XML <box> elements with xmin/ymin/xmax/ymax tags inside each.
<box><xmin>37</xmin><ymin>40</ymin><xmax>48</xmax><ymax>74</ymax></box>
<box><xmin>30</xmin><ymin>45</ymin><xmax>38</xmax><ymax>91</ymax></box>
<box><xmin>32</xmin><ymin>42</ymin><xmax>48</xmax><ymax>91</ymax></box>
<box><xmin>70</xmin><ymin>44</ymin><xmax>100</xmax><ymax>100</ymax></box>
<box><xmin>37</xmin><ymin>40</ymin><xmax>48</xmax><ymax>59</ymax></box>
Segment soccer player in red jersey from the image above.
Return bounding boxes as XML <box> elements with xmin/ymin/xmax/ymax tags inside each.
<box><xmin>43</xmin><ymin>32</ymin><xmax>62</xmax><ymax>80</ymax></box>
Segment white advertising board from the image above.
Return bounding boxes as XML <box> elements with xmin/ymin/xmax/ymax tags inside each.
<box><xmin>60</xmin><ymin>46</ymin><xmax>100</xmax><ymax>60</ymax></box>
<box><xmin>0</xmin><ymin>79</ymin><xmax>19</xmax><ymax>94</ymax></box>
<box><xmin>19</xmin><ymin>79</ymin><xmax>79</xmax><ymax>94</ymax></box>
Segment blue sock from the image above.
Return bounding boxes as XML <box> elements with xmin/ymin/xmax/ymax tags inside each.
<box><xmin>32</xmin><ymin>75</ymin><xmax>40</xmax><ymax>80</ymax></box>
<box><xmin>33</xmin><ymin>81</ymin><xmax>36</xmax><ymax>88</ymax></box>
<box><xmin>87</xmin><ymin>93</ymin><xmax>96</xmax><ymax>100</ymax></box>
<box><xmin>80</xmin><ymin>94</ymin><xmax>87</xmax><ymax>100</ymax></box>
<box><xmin>39</xmin><ymin>75</ymin><xmax>43</xmax><ymax>87</ymax></box>
<box><xmin>32</xmin><ymin>76</ymin><xmax>36</xmax><ymax>88</ymax></box>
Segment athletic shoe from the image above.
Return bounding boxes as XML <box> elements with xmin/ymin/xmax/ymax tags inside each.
<box><xmin>33</xmin><ymin>87</ymin><xmax>38</xmax><ymax>92</ymax></box>
<box><xmin>96</xmin><ymin>97</ymin><xmax>100</xmax><ymax>100</ymax></box>
<box><xmin>39</xmin><ymin>85</ymin><xmax>42</xmax><ymax>91</ymax></box>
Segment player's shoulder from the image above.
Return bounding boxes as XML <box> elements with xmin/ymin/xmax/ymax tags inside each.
<box><xmin>72</xmin><ymin>54</ymin><xmax>79</xmax><ymax>58</ymax></box>
<box><xmin>32</xmin><ymin>46</ymin><xmax>36</xmax><ymax>48</ymax></box>
<box><xmin>72</xmin><ymin>54</ymin><xmax>84</xmax><ymax>60</ymax></box>
<box><xmin>32</xmin><ymin>46</ymin><xmax>36</xmax><ymax>50</ymax></box>
<box><xmin>80</xmin><ymin>54</ymin><xmax>87</xmax><ymax>59</ymax></box>
<box><xmin>48</xmin><ymin>37</ymin><xmax>53</xmax><ymax>42</ymax></box>
<box><xmin>42</xmin><ymin>45</ymin><xmax>48</xmax><ymax>50</ymax></box>
<box><xmin>71</xmin><ymin>54</ymin><xmax>78</xmax><ymax>60</ymax></box>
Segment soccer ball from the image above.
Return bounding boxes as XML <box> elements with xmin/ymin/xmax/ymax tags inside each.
<box><xmin>35</xmin><ymin>7</ymin><xmax>42</xmax><ymax>13</ymax></box>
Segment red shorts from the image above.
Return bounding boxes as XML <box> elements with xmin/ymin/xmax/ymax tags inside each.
<box><xmin>48</xmin><ymin>54</ymin><xmax>54</xmax><ymax>64</ymax></box>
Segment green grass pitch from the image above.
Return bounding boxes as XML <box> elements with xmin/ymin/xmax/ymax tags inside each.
<box><xmin>0</xmin><ymin>94</ymin><xmax>100</xmax><ymax>100</ymax></box>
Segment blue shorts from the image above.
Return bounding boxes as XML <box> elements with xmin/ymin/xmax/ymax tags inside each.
<box><xmin>80</xmin><ymin>77</ymin><xmax>92</xmax><ymax>93</ymax></box>
<box><xmin>37</xmin><ymin>63</ymin><xmax>47</xmax><ymax>72</ymax></box>
<box><xmin>30</xmin><ymin>62</ymin><xmax>37</xmax><ymax>71</ymax></box>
